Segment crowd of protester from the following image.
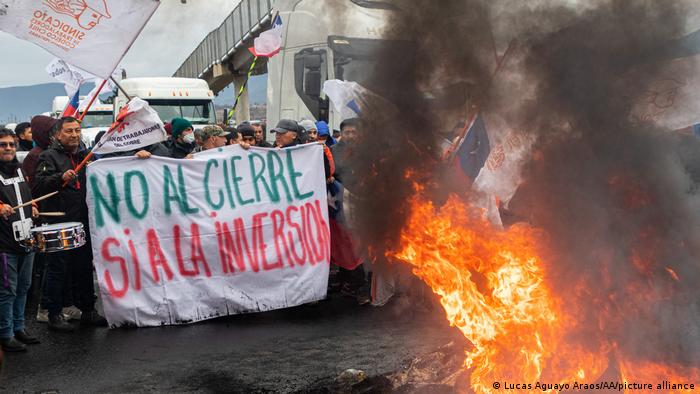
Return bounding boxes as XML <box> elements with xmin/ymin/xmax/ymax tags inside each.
<box><xmin>0</xmin><ymin>114</ymin><xmax>367</xmax><ymax>354</ymax></box>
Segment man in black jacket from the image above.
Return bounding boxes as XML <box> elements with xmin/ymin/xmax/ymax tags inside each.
<box><xmin>35</xmin><ymin>117</ymin><xmax>105</xmax><ymax>332</ymax></box>
<box><xmin>0</xmin><ymin>128</ymin><xmax>40</xmax><ymax>352</ymax></box>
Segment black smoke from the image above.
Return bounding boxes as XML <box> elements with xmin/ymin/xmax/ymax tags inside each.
<box><xmin>349</xmin><ymin>0</ymin><xmax>700</xmax><ymax>372</ymax></box>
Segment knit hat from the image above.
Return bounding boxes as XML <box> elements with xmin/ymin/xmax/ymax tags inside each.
<box><xmin>316</xmin><ymin>121</ymin><xmax>330</xmax><ymax>136</ymax></box>
<box><xmin>171</xmin><ymin>118</ymin><xmax>194</xmax><ymax>139</ymax></box>
<box><xmin>299</xmin><ymin>119</ymin><xmax>317</xmax><ymax>132</ymax></box>
<box><xmin>30</xmin><ymin>115</ymin><xmax>58</xmax><ymax>149</ymax></box>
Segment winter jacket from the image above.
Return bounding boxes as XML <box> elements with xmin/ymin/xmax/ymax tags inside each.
<box><xmin>0</xmin><ymin>160</ymin><xmax>34</xmax><ymax>254</ymax></box>
<box><xmin>34</xmin><ymin>142</ymin><xmax>90</xmax><ymax>225</ymax></box>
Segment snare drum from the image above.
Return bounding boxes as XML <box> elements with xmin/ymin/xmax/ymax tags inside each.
<box><xmin>30</xmin><ymin>222</ymin><xmax>86</xmax><ymax>253</ymax></box>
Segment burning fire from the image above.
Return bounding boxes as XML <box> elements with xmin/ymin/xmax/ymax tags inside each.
<box><xmin>390</xmin><ymin>193</ymin><xmax>698</xmax><ymax>393</ymax></box>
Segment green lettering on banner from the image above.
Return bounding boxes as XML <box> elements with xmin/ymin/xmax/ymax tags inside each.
<box><xmin>204</xmin><ymin>159</ymin><xmax>224</xmax><ymax>210</ymax></box>
<box><xmin>267</xmin><ymin>150</ymin><xmax>292</xmax><ymax>203</ymax></box>
<box><xmin>177</xmin><ymin>165</ymin><xmax>199</xmax><ymax>214</ymax></box>
<box><xmin>163</xmin><ymin>166</ymin><xmax>181</xmax><ymax>215</ymax></box>
<box><xmin>90</xmin><ymin>173</ymin><xmax>121</xmax><ymax>228</ymax></box>
<box><xmin>124</xmin><ymin>171</ymin><xmax>149</xmax><ymax>220</ymax></box>
<box><xmin>249</xmin><ymin>152</ymin><xmax>278</xmax><ymax>203</ymax></box>
<box><xmin>286</xmin><ymin>150</ymin><xmax>314</xmax><ymax>200</ymax></box>
<box><xmin>230</xmin><ymin>156</ymin><xmax>254</xmax><ymax>206</ymax></box>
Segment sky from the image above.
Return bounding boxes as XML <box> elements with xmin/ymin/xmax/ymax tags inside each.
<box><xmin>0</xmin><ymin>0</ymin><xmax>241</xmax><ymax>88</ymax></box>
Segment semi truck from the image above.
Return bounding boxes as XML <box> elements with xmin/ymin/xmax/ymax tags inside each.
<box><xmin>114</xmin><ymin>77</ymin><xmax>217</xmax><ymax>127</ymax></box>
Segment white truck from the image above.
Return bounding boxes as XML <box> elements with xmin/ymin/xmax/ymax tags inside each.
<box><xmin>114</xmin><ymin>77</ymin><xmax>217</xmax><ymax>127</ymax></box>
<box><xmin>51</xmin><ymin>96</ymin><xmax>114</xmax><ymax>148</ymax></box>
<box><xmin>266</xmin><ymin>0</ymin><xmax>396</xmax><ymax>130</ymax></box>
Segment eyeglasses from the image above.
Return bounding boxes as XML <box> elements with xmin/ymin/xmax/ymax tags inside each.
<box><xmin>0</xmin><ymin>142</ymin><xmax>16</xmax><ymax>148</ymax></box>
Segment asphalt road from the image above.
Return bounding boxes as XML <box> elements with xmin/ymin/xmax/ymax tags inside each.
<box><xmin>0</xmin><ymin>295</ymin><xmax>462</xmax><ymax>393</ymax></box>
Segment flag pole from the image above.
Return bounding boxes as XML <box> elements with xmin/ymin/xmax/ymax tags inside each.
<box><xmin>111</xmin><ymin>77</ymin><xmax>132</xmax><ymax>100</ymax></box>
<box><xmin>77</xmin><ymin>79</ymin><xmax>108</xmax><ymax>122</ymax></box>
<box><xmin>227</xmin><ymin>56</ymin><xmax>258</xmax><ymax>124</ymax></box>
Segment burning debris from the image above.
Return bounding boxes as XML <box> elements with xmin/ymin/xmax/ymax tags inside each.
<box><xmin>346</xmin><ymin>0</ymin><xmax>700</xmax><ymax>392</ymax></box>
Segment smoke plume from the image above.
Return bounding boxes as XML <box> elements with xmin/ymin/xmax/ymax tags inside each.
<box><xmin>350</xmin><ymin>0</ymin><xmax>700</xmax><ymax>370</ymax></box>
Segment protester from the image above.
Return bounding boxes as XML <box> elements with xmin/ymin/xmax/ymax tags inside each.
<box><xmin>167</xmin><ymin>118</ymin><xmax>196</xmax><ymax>159</ymax></box>
<box><xmin>199</xmin><ymin>125</ymin><xmax>229</xmax><ymax>151</ymax></box>
<box><xmin>316</xmin><ymin>121</ymin><xmax>337</xmax><ymax>147</ymax></box>
<box><xmin>226</xmin><ymin>127</ymin><xmax>241</xmax><ymax>145</ymax></box>
<box><xmin>253</xmin><ymin>121</ymin><xmax>272</xmax><ymax>147</ymax></box>
<box><xmin>14</xmin><ymin>123</ymin><xmax>33</xmax><ymax>151</ymax></box>
<box><xmin>299</xmin><ymin>119</ymin><xmax>316</xmax><ymax>144</ymax></box>
<box><xmin>22</xmin><ymin>116</ymin><xmax>58</xmax><ymax>191</ymax></box>
<box><xmin>35</xmin><ymin>117</ymin><xmax>106</xmax><ymax>332</ymax></box>
<box><xmin>273</xmin><ymin>119</ymin><xmax>300</xmax><ymax>148</ymax></box>
<box><xmin>0</xmin><ymin>128</ymin><xmax>40</xmax><ymax>352</ymax></box>
<box><xmin>238</xmin><ymin>123</ymin><xmax>257</xmax><ymax>146</ymax></box>
<box><xmin>333</xmin><ymin>128</ymin><xmax>342</xmax><ymax>141</ymax></box>
<box><xmin>332</xmin><ymin>118</ymin><xmax>360</xmax><ymax>189</ymax></box>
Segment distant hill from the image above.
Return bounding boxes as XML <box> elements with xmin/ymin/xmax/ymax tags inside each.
<box><xmin>0</xmin><ymin>83</ymin><xmax>73</xmax><ymax>124</ymax></box>
<box><xmin>0</xmin><ymin>75</ymin><xmax>267</xmax><ymax>124</ymax></box>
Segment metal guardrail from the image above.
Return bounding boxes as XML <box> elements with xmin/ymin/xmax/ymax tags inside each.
<box><xmin>173</xmin><ymin>0</ymin><xmax>274</xmax><ymax>79</ymax></box>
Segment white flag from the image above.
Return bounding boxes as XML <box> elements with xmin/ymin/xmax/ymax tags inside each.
<box><xmin>0</xmin><ymin>0</ymin><xmax>159</xmax><ymax>78</ymax></box>
<box><xmin>92</xmin><ymin>98</ymin><xmax>167</xmax><ymax>155</ymax></box>
<box><xmin>249</xmin><ymin>14</ymin><xmax>283</xmax><ymax>57</ymax></box>
<box><xmin>323</xmin><ymin>80</ymin><xmax>367</xmax><ymax>120</ymax></box>
<box><xmin>46</xmin><ymin>58</ymin><xmax>93</xmax><ymax>97</ymax></box>
<box><xmin>79</xmin><ymin>68</ymin><xmax>122</xmax><ymax>110</ymax></box>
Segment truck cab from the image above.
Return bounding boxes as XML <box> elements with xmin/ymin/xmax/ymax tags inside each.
<box><xmin>267</xmin><ymin>0</ymin><xmax>396</xmax><ymax>130</ymax></box>
<box><xmin>114</xmin><ymin>78</ymin><xmax>217</xmax><ymax>127</ymax></box>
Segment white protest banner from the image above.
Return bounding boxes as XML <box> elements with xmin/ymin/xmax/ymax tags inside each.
<box><xmin>0</xmin><ymin>0</ymin><xmax>159</xmax><ymax>78</ymax></box>
<box><xmin>86</xmin><ymin>144</ymin><xmax>331</xmax><ymax>327</ymax></box>
<box><xmin>91</xmin><ymin>97</ymin><xmax>167</xmax><ymax>154</ymax></box>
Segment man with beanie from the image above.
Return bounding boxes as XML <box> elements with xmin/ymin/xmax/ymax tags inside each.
<box><xmin>316</xmin><ymin>121</ymin><xmax>337</xmax><ymax>147</ymax></box>
<box><xmin>167</xmin><ymin>118</ymin><xmax>196</xmax><ymax>159</ymax></box>
<box><xmin>0</xmin><ymin>127</ymin><xmax>40</xmax><ymax>352</ymax></box>
<box><xmin>238</xmin><ymin>123</ymin><xmax>257</xmax><ymax>145</ymax></box>
<box><xmin>14</xmin><ymin>123</ymin><xmax>33</xmax><ymax>152</ymax></box>
<box><xmin>299</xmin><ymin>119</ymin><xmax>317</xmax><ymax>143</ymax></box>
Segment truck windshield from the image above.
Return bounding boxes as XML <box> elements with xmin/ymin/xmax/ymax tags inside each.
<box><xmin>81</xmin><ymin>112</ymin><xmax>113</xmax><ymax>128</ymax></box>
<box><xmin>146</xmin><ymin>99</ymin><xmax>216</xmax><ymax>125</ymax></box>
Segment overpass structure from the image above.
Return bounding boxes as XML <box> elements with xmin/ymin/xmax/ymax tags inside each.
<box><xmin>173</xmin><ymin>0</ymin><xmax>274</xmax><ymax>123</ymax></box>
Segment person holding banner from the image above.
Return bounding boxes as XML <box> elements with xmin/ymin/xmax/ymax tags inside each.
<box><xmin>0</xmin><ymin>127</ymin><xmax>41</xmax><ymax>352</ymax></box>
<box><xmin>35</xmin><ymin>117</ymin><xmax>106</xmax><ymax>332</ymax></box>
<box><xmin>167</xmin><ymin>118</ymin><xmax>197</xmax><ymax>159</ymax></box>
<box><xmin>272</xmin><ymin>119</ymin><xmax>300</xmax><ymax>148</ymax></box>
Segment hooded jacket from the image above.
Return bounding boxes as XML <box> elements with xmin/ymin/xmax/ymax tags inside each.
<box><xmin>34</xmin><ymin>141</ymin><xmax>90</xmax><ymax>225</ymax></box>
<box><xmin>0</xmin><ymin>159</ymin><xmax>34</xmax><ymax>254</ymax></box>
<box><xmin>22</xmin><ymin>115</ymin><xmax>57</xmax><ymax>192</ymax></box>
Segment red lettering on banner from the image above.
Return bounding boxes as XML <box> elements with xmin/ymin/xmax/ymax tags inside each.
<box><xmin>304</xmin><ymin>202</ymin><xmax>324</xmax><ymax>264</ymax></box>
<box><xmin>215</xmin><ymin>221</ymin><xmax>230</xmax><ymax>273</ymax></box>
<box><xmin>271</xmin><ymin>210</ymin><xmax>293</xmax><ymax>268</ymax></box>
<box><xmin>101</xmin><ymin>238</ymin><xmax>128</xmax><ymax>298</ymax></box>
<box><xmin>190</xmin><ymin>223</ymin><xmax>212</xmax><ymax>277</ymax></box>
<box><xmin>252</xmin><ymin>213</ymin><xmax>280</xmax><ymax>271</ymax></box>
<box><xmin>219</xmin><ymin>222</ymin><xmax>246</xmax><ymax>273</ymax></box>
<box><xmin>286</xmin><ymin>205</ymin><xmax>307</xmax><ymax>265</ymax></box>
<box><xmin>233</xmin><ymin>218</ymin><xmax>259</xmax><ymax>272</ymax></box>
<box><xmin>147</xmin><ymin>229</ymin><xmax>174</xmax><ymax>284</ymax></box>
<box><xmin>126</xmin><ymin>236</ymin><xmax>142</xmax><ymax>291</ymax></box>
<box><xmin>300</xmin><ymin>204</ymin><xmax>317</xmax><ymax>265</ymax></box>
<box><xmin>174</xmin><ymin>225</ymin><xmax>197</xmax><ymax>277</ymax></box>
<box><xmin>311</xmin><ymin>200</ymin><xmax>330</xmax><ymax>262</ymax></box>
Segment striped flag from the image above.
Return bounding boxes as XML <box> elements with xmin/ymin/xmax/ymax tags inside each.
<box><xmin>61</xmin><ymin>90</ymin><xmax>81</xmax><ymax>118</ymax></box>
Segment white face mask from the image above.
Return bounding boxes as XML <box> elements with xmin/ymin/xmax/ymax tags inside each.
<box><xmin>182</xmin><ymin>133</ymin><xmax>195</xmax><ymax>144</ymax></box>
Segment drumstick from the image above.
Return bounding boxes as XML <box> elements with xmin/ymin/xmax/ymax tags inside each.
<box><xmin>37</xmin><ymin>212</ymin><xmax>66</xmax><ymax>217</ymax></box>
<box><xmin>12</xmin><ymin>191</ymin><xmax>59</xmax><ymax>210</ymax></box>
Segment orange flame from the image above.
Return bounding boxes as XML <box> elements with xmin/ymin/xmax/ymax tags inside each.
<box><xmin>389</xmin><ymin>193</ymin><xmax>697</xmax><ymax>393</ymax></box>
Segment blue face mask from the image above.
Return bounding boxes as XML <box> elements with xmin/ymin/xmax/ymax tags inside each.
<box><xmin>182</xmin><ymin>133</ymin><xmax>195</xmax><ymax>144</ymax></box>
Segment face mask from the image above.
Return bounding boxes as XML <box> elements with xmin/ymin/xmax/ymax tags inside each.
<box><xmin>182</xmin><ymin>133</ymin><xmax>195</xmax><ymax>144</ymax></box>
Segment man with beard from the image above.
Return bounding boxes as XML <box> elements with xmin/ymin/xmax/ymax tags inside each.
<box><xmin>167</xmin><ymin>118</ymin><xmax>196</xmax><ymax>159</ymax></box>
<box><xmin>35</xmin><ymin>117</ymin><xmax>105</xmax><ymax>332</ymax></box>
<box><xmin>0</xmin><ymin>128</ymin><xmax>40</xmax><ymax>352</ymax></box>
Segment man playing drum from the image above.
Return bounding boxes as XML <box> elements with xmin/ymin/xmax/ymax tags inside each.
<box><xmin>0</xmin><ymin>127</ymin><xmax>40</xmax><ymax>352</ymax></box>
<box><xmin>35</xmin><ymin>117</ymin><xmax>106</xmax><ymax>332</ymax></box>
